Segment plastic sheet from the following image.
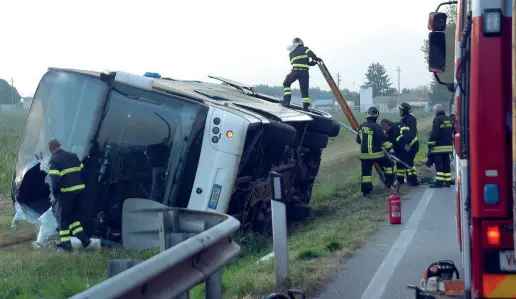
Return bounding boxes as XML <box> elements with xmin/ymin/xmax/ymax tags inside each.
<box><xmin>33</xmin><ymin>206</ymin><xmax>59</xmax><ymax>248</ymax></box>
<box><xmin>11</xmin><ymin>156</ymin><xmax>59</xmax><ymax>248</ymax></box>
<box><xmin>39</xmin><ymin>156</ymin><xmax>57</xmax><ymax>201</ymax></box>
<box><xmin>11</xmin><ymin>201</ymin><xmax>40</xmax><ymax>231</ymax></box>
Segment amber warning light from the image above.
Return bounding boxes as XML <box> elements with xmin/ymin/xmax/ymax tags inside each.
<box><xmin>486</xmin><ymin>226</ymin><xmax>501</xmax><ymax>246</ymax></box>
<box><xmin>226</xmin><ymin>131</ymin><xmax>234</xmax><ymax>138</ymax></box>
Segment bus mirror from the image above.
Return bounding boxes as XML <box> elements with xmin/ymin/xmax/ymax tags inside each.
<box><xmin>428</xmin><ymin>31</ymin><xmax>446</xmax><ymax>73</ymax></box>
<box><xmin>428</xmin><ymin>12</ymin><xmax>447</xmax><ymax>31</ymax></box>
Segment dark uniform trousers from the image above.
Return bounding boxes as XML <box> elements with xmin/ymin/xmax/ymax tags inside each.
<box><xmin>433</xmin><ymin>153</ymin><xmax>452</xmax><ymax>183</ymax></box>
<box><xmin>361</xmin><ymin>156</ymin><xmax>394</xmax><ymax>194</ymax></box>
<box><xmin>50</xmin><ymin>149</ymin><xmax>90</xmax><ymax>249</ymax></box>
<box><xmin>57</xmin><ymin>191</ymin><xmax>89</xmax><ymax>248</ymax></box>
<box><xmin>396</xmin><ymin>146</ymin><xmax>419</xmax><ymax>184</ymax></box>
<box><xmin>283</xmin><ymin>69</ymin><xmax>310</xmax><ymax>105</ymax></box>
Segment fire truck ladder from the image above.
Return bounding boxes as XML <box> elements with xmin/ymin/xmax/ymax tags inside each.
<box><xmin>317</xmin><ymin>61</ymin><xmax>386</xmax><ymax>183</ymax></box>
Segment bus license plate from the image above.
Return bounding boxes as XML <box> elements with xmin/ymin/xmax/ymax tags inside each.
<box><xmin>499</xmin><ymin>250</ymin><xmax>516</xmax><ymax>271</ymax></box>
<box><xmin>208</xmin><ymin>184</ymin><xmax>222</xmax><ymax>210</ymax></box>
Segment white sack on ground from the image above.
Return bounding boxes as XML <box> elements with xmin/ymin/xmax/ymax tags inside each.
<box><xmin>33</xmin><ymin>206</ymin><xmax>59</xmax><ymax>248</ymax></box>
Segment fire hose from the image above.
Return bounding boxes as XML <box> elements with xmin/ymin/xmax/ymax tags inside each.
<box><xmin>338</xmin><ymin>121</ymin><xmax>411</xmax><ymax>168</ymax></box>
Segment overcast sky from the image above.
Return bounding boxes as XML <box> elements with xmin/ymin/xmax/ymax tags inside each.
<box><xmin>0</xmin><ymin>0</ymin><xmax>442</xmax><ymax>96</ymax></box>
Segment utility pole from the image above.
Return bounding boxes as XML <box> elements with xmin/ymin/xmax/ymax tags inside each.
<box><xmin>335</xmin><ymin>73</ymin><xmax>342</xmax><ymax>107</ymax></box>
<box><xmin>396</xmin><ymin>66</ymin><xmax>402</xmax><ymax>105</ymax></box>
<box><xmin>11</xmin><ymin>78</ymin><xmax>14</xmax><ymax>109</ymax></box>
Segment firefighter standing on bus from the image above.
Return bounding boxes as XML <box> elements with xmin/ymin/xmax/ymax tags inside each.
<box><xmin>427</xmin><ymin>104</ymin><xmax>454</xmax><ymax>188</ymax></box>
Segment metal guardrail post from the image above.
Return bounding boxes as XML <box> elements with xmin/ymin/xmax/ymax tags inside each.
<box><xmin>69</xmin><ymin>200</ymin><xmax>241</xmax><ymax>299</ymax></box>
<box><xmin>270</xmin><ymin>171</ymin><xmax>289</xmax><ymax>288</ymax></box>
<box><xmin>205</xmin><ymin>219</ymin><xmax>223</xmax><ymax>299</ymax></box>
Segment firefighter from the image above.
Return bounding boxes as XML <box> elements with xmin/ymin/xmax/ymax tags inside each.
<box><xmin>356</xmin><ymin>107</ymin><xmax>394</xmax><ymax>196</ymax></box>
<box><xmin>282</xmin><ymin>37</ymin><xmax>322</xmax><ymax>111</ymax></box>
<box><xmin>427</xmin><ymin>104</ymin><xmax>454</xmax><ymax>188</ymax></box>
<box><xmin>48</xmin><ymin>139</ymin><xmax>92</xmax><ymax>251</ymax></box>
<box><xmin>398</xmin><ymin>102</ymin><xmax>419</xmax><ymax>186</ymax></box>
<box><xmin>380</xmin><ymin>119</ymin><xmax>409</xmax><ymax>185</ymax></box>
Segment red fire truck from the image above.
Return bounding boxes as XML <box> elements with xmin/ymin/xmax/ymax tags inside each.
<box><xmin>426</xmin><ymin>0</ymin><xmax>515</xmax><ymax>298</ymax></box>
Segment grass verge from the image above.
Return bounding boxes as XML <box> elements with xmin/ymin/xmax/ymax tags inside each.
<box><xmin>0</xmin><ymin>111</ymin><xmax>434</xmax><ymax>298</ymax></box>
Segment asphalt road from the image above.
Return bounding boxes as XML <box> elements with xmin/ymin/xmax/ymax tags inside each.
<box><xmin>317</xmin><ymin>185</ymin><xmax>464</xmax><ymax>299</ymax></box>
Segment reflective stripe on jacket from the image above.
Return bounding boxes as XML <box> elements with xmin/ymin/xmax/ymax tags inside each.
<box><xmin>401</xmin><ymin>113</ymin><xmax>419</xmax><ymax>148</ymax></box>
<box><xmin>289</xmin><ymin>45</ymin><xmax>318</xmax><ymax>69</ymax></box>
<box><xmin>356</xmin><ymin>119</ymin><xmax>389</xmax><ymax>159</ymax></box>
<box><xmin>49</xmin><ymin>149</ymin><xmax>86</xmax><ymax>196</ymax></box>
<box><xmin>428</xmin><ymin>111</ymin><xmax>454</xmax><ymax>153</ymax></box>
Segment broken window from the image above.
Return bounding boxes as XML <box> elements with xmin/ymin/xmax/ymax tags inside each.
<box><xmin>17</xmin><ymin>70</ymin><xmax>106</xmax><ymax>175</ymax></box>
<box><xmin>14</xmin><ymin>70</ymin><xmax>106</xmax><ymax>211</ymax></box>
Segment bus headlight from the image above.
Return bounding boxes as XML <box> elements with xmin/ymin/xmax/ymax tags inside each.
<box><xmin>482</xmin><ymin>9</ymin><xmax>502</xmax><ymax>36</ymax></box>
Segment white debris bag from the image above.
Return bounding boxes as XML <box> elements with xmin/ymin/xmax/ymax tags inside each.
<box><xmin>33</xmin><ymin>206</ymin><xmax>59</xmax><ymax>248</ymax></box>
<box><xmin>11</xmin><ymin>201</ymin><xmax>40</xmax><ymax>231</ymax></box>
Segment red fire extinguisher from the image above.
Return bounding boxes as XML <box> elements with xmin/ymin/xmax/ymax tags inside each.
<box><xmin>389</xmin><ymin>184</ymin><xmax>402</xmax><ymax>224</ymax></box>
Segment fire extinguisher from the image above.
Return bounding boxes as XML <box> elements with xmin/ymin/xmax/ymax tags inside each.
<box><xmin>389</xmin><ymin>183</ymin><xmax>402</xmax><ymax>224</ymax></box>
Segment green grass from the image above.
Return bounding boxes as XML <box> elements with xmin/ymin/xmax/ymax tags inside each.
<box><xmin>0</xmin><ymin>110</ymin><xmax>435</xmax><ymax>299</ymax></box>
<box><xmin>0</xmin><ymin>111</ymin><xmax>25</xmax><ymax>195</ymax></box>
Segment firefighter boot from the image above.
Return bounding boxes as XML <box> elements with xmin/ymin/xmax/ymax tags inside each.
<box><xmin>429</xmin><ymin>181</ymin><xmax>443</xmax><ymax>188</ymax></box>
<box><xmin>70</xmin><ymin>222</ymin><xmax>91</xmax><ymax>248</ymax></box>
<box><xmin>303</xmin><ymin>102</ymin><xmax>310</xmax><ymax>111</ymax></box>
<box><xmin>443</xmin><ymin>181</ymin><xmax>451</xmax><ymax>188</ymax></box>
<box><xmin>57</xmin><ymin>242</ymin><xmax>73</xmax><ymax>252</ymax></box>
<box><xmin>282</xmin><ymin>93</ymin><xmax>291</xmax><ymax>107</ymax></box>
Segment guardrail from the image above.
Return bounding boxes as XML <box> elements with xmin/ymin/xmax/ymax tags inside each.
<box><xmin>69</xmin><ymin>199</ymin><xmax>241</xmax><ymax>299</ymax></box>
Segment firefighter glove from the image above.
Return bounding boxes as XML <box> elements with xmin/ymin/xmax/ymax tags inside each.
<box><xmin>308</xmin><ymin>60</ymin><xmax>317</xmax><ymax>66</ymax></box>
<box><xmin>315</xmin><ymin>57</ymin><xmax>323</xmax><ymax>62</ymax></box>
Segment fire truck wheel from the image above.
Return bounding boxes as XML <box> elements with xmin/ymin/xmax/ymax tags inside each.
<box><xmin>263</xmin><ymin>121</ymin><xmax>297</xmax><ymax>145</ymax></box>
<box><xmin>302</xmin><ymin>131</ymin><xmax>329</xmax><ymax>149</ymax></box>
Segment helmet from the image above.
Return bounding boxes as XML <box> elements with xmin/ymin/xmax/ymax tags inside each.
<box><xmin>398</xmin><ymin>102</ymin><xmax>411</xmax><ymax>116</ymax></box>
<box><xmin>366</xmin><ymin>107</ymin><xmax>380</xmax><ymax>120</ymax></box>
<box><xmin>293</xmin><ymin>37</ymin><xmax>304</xmax><ymax>45</ymax></box>
<box><xmin>287</xmin><ymin>37</ymin><xmax>304</xmax><ymax>51</ymax></box>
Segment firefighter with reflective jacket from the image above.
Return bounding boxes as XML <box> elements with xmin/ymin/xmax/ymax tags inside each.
<box><xmin>398</xmin><ymin>102</ymin><xmax>420</xmax><ymax>186</ymax></box>
<box><xmin>380</xmin><ymin>119</ymin><xmax>410</xmax><ymax>185</ymax></box>
<box><xmin>282</xmin><ymin>37</ymin><xmax>322</xmax><ymax>111</ymax></box>
<box><xmin>356</xmin><ymin>107</ymin><xmax>394</xmax><ymax>197</ymax></box>
<box><xmin>48</xmin><ymin>139</ymin><xmax>92</xmax><ymax>251</ymax></box>
<box><xmin>427</xmin><ymin>104</ymin><xmax>454</xmax><ymax>188</ymax></box>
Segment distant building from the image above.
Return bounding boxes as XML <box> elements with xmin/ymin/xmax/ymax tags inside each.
<box><xmin>372</xmin><ymin>93</ymin><xmax>430</xmax><ymax>113</ymax></box>
<box><xmin>291</xmin><ymin>96</ymin><xmax>353</xmax><ymax>112</ymax></box>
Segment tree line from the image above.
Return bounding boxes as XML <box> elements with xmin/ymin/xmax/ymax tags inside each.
<box><xmin>0</xmin><ymin>79</ymin><xmax>22</xmax><ymax>105</ymax></box>
<box><xmin>254</xmin><ymin>61</ymin><xmax>432</xmax><ymax>107</ymax></box>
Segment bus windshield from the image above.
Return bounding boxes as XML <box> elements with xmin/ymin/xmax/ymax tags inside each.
<box><xmin>15</xmin><ymin>70</ymin><xmax>107</xmax><ymax>180</ymax></box>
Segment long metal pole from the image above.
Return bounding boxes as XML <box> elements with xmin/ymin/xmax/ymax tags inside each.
<box><xmin>512</xmin><ymin>0</ymin><xmax>516</xmax><ymax>251</ymax></box>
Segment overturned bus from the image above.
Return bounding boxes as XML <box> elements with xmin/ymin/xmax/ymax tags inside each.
<box><xmin>11</xmin><ymin>68</ymin><xmax>340</xmax><ymax>242</ymax></box>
